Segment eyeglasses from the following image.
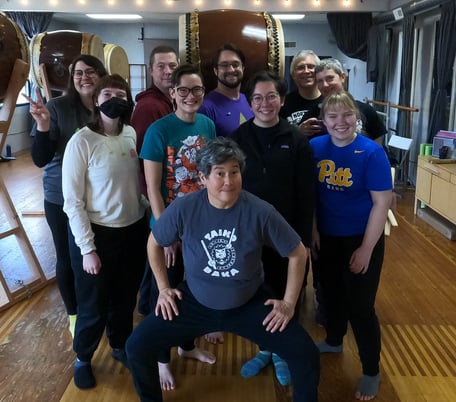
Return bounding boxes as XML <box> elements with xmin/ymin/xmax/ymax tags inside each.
<box><xmin>217</xmin><ymin>61</ymin><xmax>243</xmax><ymax>70</ymax></box>
<box><xmin>175</xmin><ymin>86</ymin><xmax>205</xmax><ymax>97</ymax></box>
<box><xmin>250</xmin><ymin>92</ymin><xmax>280</xmax><ymax>105</ymax></box>
<box><xmin>294</xmin><ymin>63</ymin><xmax>316</xmax><ymax>72</ymax></box>
<box><xmin>72</xmin><ymin>69</ymin><xmax>98</xmax><ymax>79</ymax></box>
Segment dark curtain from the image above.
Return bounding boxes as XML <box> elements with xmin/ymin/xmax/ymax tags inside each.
<box><xmin>6</xmin><ymin>12</ymin><xmax>53</xmax><ymax>40</ymax></box>
<box><xmin>366</xmin><ymin>24</ymin><xmax>391</xmax><ymax>104</ymax></box>
<box><xmin>427</xmin><ymin>2</ymin><xmax>456</xmax><ymax>142</ymax></box>
<box><xmin>326</xmin><ymin>12</ymin><xmax>373</xmax><ymax>61</ymax></box>
<box><xmin>396</xmin><ymin>15</ymin><xmax>415</xmax><ymax>138</ymax></box>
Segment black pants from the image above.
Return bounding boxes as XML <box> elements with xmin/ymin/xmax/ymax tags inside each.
<box><xmin>126</xmin><ymin>283</ymin><xmax>320</xmax><ymax>402</ymax></box>
<box><xmin>146</xmin><ymin>249</ymin><xmax>195</xmax><ymax>363</ymax></box>
<box><xmin>44</xmin><ymin>199</ymin><xmax>77</xmax><ymax>315</ymax></box>
<box><xmin>314</xmin><ymin>234</ymin><xmax>384</xmax><ymax>375</ymax></box>
<box><xmin>69</xmin><ymin>216</ymin><xmax>148</xmax><ymax>362</ymax></box>
<box><xmin>257</xmin><ymin>246</ymin><xmax>307</xmax><ymax>352</ymax></box>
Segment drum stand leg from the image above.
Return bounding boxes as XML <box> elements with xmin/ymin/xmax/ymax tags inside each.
<box><xmin>0</xmin><ymin>59</ymin><xmax>48</xmax><ymax>312</ymax></box>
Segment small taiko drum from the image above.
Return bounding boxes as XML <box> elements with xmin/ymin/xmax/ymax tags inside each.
<box><xmin>29</xmin><ymin>30</ymin><xmax>104</xmax><ymax>92</ymax></box>
<box><xmin>179</xmin><ymin>9</ymin><xmax>284</xmax><ymax>92</ymax></box>
<box><xmin>0</xmin><ymin>12</ymin><xmax>30</xmax><ymax>102</ymax></box>
<box><xmin>103</xmin><ymin>43</ymin><xmax>130</xmax><ymax>81</ymax></box>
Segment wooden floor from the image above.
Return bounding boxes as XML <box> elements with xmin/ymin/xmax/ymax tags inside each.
<box><xmin>1</xmin><ymin>152</ymin><xmax>456</xmax><ymax>402</ymax></box>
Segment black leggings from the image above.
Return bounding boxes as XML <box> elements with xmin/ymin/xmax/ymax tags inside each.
<box><xmin>314</xmin><ymin>234</ymin><xmax>384</xmax><ymax>375</ymax></box>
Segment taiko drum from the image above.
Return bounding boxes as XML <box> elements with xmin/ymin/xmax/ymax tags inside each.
<box><xmin>179</xmin><ymin>9</ymin><xmax>284</xmax><ymax>92</ymax></box>
<box><xmin>29</xmin><ymin>30</ymin><xmax>104</xmax><ymax>92</ymax></box>
<box><xmin>0</xmin><ymin>12</ymin><xmax>30</xmax><ymax>102</ymax></box>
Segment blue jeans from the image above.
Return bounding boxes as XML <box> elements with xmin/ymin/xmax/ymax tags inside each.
<box><xmin>44</xmin><ymin>199</ymin><xmax>77</xmax><ymax>315</ymax></box>
<box><xmin>126</xmin><ymin>283</ymin><xmax>320</xmax><ymax>402</ymax></box>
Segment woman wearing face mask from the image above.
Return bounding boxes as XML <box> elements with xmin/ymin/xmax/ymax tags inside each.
<box><xmin>62</xmin><ymin>74</ymin><xmax>149</xmax><ymax>389</ymax></box>
<box><xmin>26</xmin><ymin>55</ymin><xmax>107</xmax><ymax>338</ymax></box>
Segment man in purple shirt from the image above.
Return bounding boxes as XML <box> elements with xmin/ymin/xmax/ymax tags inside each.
<box><xmin>199</xmin><ymin>43</ymin><xmax>254</xmax><ymax>137</ymax></box>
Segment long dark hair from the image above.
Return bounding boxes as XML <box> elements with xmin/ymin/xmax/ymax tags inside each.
<box><xmin>67</xmin><ymin>54</ymin><xmax>107</xmax><ymax>102</ymax></box>
<box><xmin>87</xmin><ymin>74</ymin><xmax>134</xmax><ymax>134</ymax></box>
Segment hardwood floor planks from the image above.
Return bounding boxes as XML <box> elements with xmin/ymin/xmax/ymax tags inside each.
<box><xmin>1</xmin><ymin>153</ymin><xmax>455</xmax><ymax>401</ymax></box>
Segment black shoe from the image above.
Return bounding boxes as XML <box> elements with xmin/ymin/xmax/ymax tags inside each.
<box><xmin>112</xmin><ymin>348</ymin><xmax>129</xmax><ymax>369</ymax></box>
<box><xmin>74</xmin><ymin>363</ymin><xmax>96</xmax><ymax>389</ymax></box>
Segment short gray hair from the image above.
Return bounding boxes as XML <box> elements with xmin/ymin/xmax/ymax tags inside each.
<box><xmin>290</xmin><ymin>50</ymin><xmax>320</xmax><ymax>73</ymax></box>
<box><xmin>196</xmin><ymin>137</ymin><xmax>246</xmax><ymax>177</ymax></box>
<box><xmin>315</xmin><ymin>58</ymin><xmax>345</xmax><ymax>76</ymax></box>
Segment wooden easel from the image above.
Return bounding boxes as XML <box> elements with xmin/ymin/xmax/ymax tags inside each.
<box><xmin>0</xmin><ymin>59</ymin><xmax>48</xmax><ymax>311</ymax></box>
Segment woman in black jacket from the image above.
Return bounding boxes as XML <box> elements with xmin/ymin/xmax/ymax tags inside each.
<box><xmin>231</xmin><ymin>70</ymin><xmax>315</xmax><ymax>386</ymax></box>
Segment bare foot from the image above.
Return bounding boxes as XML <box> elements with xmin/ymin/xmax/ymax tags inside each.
<box><xmin>204</xmin><ymin>331</ymin><xmax>224</xmax><ymax>344</ymax></box>
<box><xmin>158</xmin><ymin>362</ymin><xmax>175</xmax><ymax>391</ymax></box>
<box><xmin>178</xmin><ymin>346</ymin><xmax>216</xmax><ymax>364</ymax></box>
<box><xmin>355</xmin><ymin>374</ymin><xmax>380</xmax><ymax>400</ymax></box>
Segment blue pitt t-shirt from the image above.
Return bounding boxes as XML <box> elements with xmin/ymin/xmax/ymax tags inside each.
<box><xmin>151</xmin><ymin>189</ymin><xmax>301</xmax><ymax>310</ymax></box>
<box><xmin>310</xmin><ymin>134</ymin><xmax>392</xmax><ymax>236</ymax></box>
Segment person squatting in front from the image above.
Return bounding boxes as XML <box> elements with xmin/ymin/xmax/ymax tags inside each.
<box><xmin>126</xmin><ymin>136</ymin><xmax>320</xmax><ymax>402</ymax></box>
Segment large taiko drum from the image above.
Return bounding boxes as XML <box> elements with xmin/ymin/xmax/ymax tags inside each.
<box><xmin>103</xmin><ymin>43</ymin><xmax>130</xmax><ymax>82</ymax></box>
<box><xmin>0</xmin><ymin>12</ymin><xmax>30</xmax><ymax>102</ymax></box>
<box><xmin>179</xmin><ymin>9</ymin><xmax>284</xmax><ymax>92</ymax></box>
<box><xmin>29</xmin><ymin>30</ymin><xmax>104</xmax><ymax>92</ymax></box>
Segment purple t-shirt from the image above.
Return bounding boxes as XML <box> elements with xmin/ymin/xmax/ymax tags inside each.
<box><xmin>199</xmin><ymin>90</ymin><xmax>254</xmax><ymax>137</ymax></box>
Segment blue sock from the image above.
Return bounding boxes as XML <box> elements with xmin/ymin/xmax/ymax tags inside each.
<box><xmin>240</xmin><ymin>350</ymin><xmax>271</xmax><ymax>378</ymax></box>
<box><xmin>272</xmin><ymin>353</ymin><xmax>291</xmax><ymax>386</ymax></box>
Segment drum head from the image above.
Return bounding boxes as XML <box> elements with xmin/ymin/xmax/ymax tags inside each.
<box><xmin>179</xmin><ymin>9</ymin><xmax>284</xmax><ymax>92</ymax></box>
<box><xmin>0</xmin><ymin>12</ymin><xmax>30</xmax><ymax>102</ymax></box>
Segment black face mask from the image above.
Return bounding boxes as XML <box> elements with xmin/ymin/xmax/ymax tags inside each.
<box><xmin>99</xmin><ymin>97</ymin><xmax>130</xmax><ymax>119</ymax></box>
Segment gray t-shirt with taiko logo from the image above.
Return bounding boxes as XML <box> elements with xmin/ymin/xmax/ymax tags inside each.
<box><xmin>152</xmin><ymin>189</ymin><xmax>301</xmax><ymax>310</ymax></box>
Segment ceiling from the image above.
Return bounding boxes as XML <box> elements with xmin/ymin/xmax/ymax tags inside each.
<box><xmin>0</xmin><ymin>0</ymin><xmax>409</xmax><ymax>25</ymax></box>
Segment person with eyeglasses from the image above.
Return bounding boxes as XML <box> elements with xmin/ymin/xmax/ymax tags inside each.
<box><xmin>139</xmin><ymin>63</ymin><xmax>217</xmax><ymax>391</ymax></box>
<box><xmin>298</xmin><ymin>58</ymin><xmax>386</xmax><ymax>144</ymax></box>
<box><xmin>27</xmin><ymin>54</ymin><xmax>107</xmax><ymax>339</ymax></box>
<box><xmin>199</xmin><ymin>43</ymin><xmax>254</xmax><ymax>138</ymax></box>
<box><xmin>131</xmin><ymin>45</ymin><xmax>179</xmax><ymax>318</ymax></box>
<box><xmin>280</xmin><ymin>50</ymin><xmax>324</xmax><ymax>136</ymax></box>
<box><xmin>231</xmin><ymin>70</ymin><xmax>315</xmax><ymax>387</ymax></box>
<box><xmin>126</xmin><ymin>136</ymin><xmax>319</xmax><ymax>402</ymax></box>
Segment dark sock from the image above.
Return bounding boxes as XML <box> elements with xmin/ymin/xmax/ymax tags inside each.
<box><xmin>112</xmin><ymin>348</ymin><xmax>129</xmax><ymax>369</ymax></box>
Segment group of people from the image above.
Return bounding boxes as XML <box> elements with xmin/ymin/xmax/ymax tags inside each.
<box><xmin>27</xmin><ymin>43</ymin><xmax>393</xmax><ymax>402</ymax></box>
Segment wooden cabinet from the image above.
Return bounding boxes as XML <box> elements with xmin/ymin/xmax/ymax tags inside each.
<box><xmin>415</xmin><ymin>155</ymin><xmax>456</xmax><ymax>225</ymax></box>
